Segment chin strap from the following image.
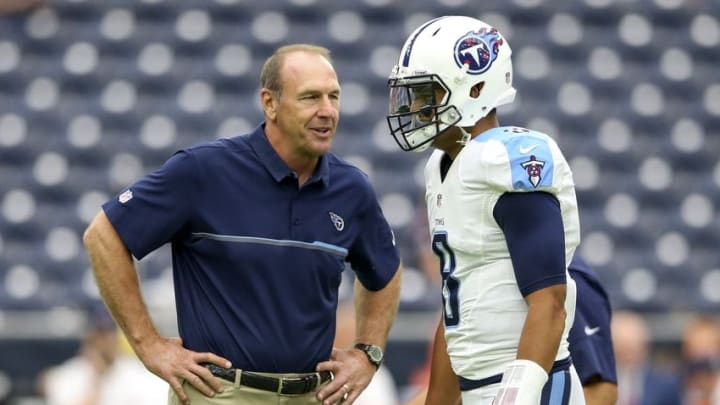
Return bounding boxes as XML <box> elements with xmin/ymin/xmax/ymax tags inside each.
<box><xmin>457</xmin><ymin>126</ymin><xmax>471</xmax><ymax>146</ymax></box>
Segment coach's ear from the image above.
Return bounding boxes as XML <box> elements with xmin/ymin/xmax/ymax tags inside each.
<box><xmin>260</xmin><ymin>88</ymin><xmax>277</xmax><ymax>121</ymax></box>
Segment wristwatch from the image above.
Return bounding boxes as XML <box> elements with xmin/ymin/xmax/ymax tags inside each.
<box><xmin>354</xmin><ymin>343</ymin><xmax>383</xmax><ymax>368</ymax></box>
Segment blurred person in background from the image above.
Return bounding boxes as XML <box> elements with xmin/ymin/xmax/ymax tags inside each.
<box><xmin>566</xmin><ymin>256</ymin><xmax>617</xmax><ymax>405</ymax></box>
<box><xmin>612</xmin><ymin>310</ymin><xmax>682</xmax><ymax>405</ymax></box>
<box><xmin>681</xmin><ymin>316</ymin><xmax>720</xmax><ymax>405</ymax></box>
<box><xmin>335</xmin><ymin>300</ymin><xmax>399</xmax><ymax>405</ymax></box>
<box><xmin>37</xmin><ymin>305</ymin><xmax>167</xmax><ymax>405</ymax></box>
<box><xmin>0</xmin><ymin>0</ymin><xmax>42</xmax><ymax>14</ymax></box>
<box><xmin>404</xmin><ymin>254</ymin><xmax>617</xmax><ymax>405</ymax></box>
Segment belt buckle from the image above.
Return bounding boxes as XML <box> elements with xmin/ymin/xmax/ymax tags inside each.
<box><xmin>278</xmin><ymin>374</ymin><xmax>315</xmax><ymax>395</ymax></box>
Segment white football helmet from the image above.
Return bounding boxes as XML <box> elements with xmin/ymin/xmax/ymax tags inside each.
<box><xmin>387</xmin><ymin>16</ymin><xmax>516</xmax><ymax>151</ymax></box>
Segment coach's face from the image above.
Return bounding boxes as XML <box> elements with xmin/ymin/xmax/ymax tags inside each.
<box><xmin>274</xmin><ymin>51</ymin><xmax>340</xmax><ymax>159</ymax></box>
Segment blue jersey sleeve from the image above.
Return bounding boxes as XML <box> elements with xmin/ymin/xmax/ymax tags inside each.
<box><xmin>464</xmin><ymin>127</ymin><xmax>561</xmax><ymax>193</ymax></box>
<box><xmin>503</xmin><ymin>134</ymin><xmax>555</xmax><ymax>191</ymax></box>
<box><xmin>103</xmin><ymin>150</ymin><xmax>198</xmax><ymax>259</ymax></box>
<box><xmin>493</xmin><ymin>191</ymin><xmax>566</xmax><ymax>296</ymax></box>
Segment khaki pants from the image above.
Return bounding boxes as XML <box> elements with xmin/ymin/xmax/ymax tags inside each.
<box><xmin>168</xmin><ymin>371</ymin><xmax>328</xmax><ymax>405</ymax></box>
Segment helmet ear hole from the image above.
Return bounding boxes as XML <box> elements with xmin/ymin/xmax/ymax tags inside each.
<box><xmin>469</xmin><ymin>82</ymin><xmax>485</xmax><ymax>99</ymax></box>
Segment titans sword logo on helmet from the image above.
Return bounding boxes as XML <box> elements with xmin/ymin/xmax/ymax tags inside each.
<box><xmin>453</xmin><ymin>28</ymin><xmax>504</xmax><ymax>74</ymax></box>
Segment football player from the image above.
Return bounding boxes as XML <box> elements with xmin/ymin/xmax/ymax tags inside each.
<box><xmin>404</xmin><ymin>255</ymin><xmax>618</xmax><ymax>405</ymax></box>
<box><xmin>387</xmin><ymin>16</ymin><xmax>585</xmax><ymax>405</ymax></box>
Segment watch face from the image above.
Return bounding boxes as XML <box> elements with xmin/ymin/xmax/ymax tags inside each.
<box><xmin>355</xmin><ymin>343</ymin><xmax>383</xmax><ymax>366</ymax></box>
<box><xmin>367</xmin><ymin>345</ymin><xmax>383</xmax><ymax>362</ymax></box>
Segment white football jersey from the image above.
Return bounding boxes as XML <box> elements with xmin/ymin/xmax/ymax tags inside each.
<box><xmin>424</xmin><ymin>126</ymin><xmax>580</xmax><ymax>380</ymax></box>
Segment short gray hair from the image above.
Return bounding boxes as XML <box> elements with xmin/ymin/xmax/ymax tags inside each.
<box><xmin>260</xmin><ymin>44</ymin><xmax>332</xmax><ymax>97</ymax></box>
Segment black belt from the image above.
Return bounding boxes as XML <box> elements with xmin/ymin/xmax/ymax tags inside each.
<box><xmin>204</xmin><ymin>364</ymin><xmax>332</xmax><ymax>395</ymax></box>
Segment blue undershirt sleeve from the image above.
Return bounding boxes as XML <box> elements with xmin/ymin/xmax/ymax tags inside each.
<box><xmin>493</xmin><ymin>191</ymin><xmax>567</xmax><ymax>297</ymax></box>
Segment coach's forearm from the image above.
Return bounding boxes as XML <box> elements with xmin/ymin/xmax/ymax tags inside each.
<box><xmin>353</xmin><ymin>265</ymin><xmax>402</xmax><ymax>348</ymax></box>
<box><xmin>83</xmin><ymin>211</ymin><xmax>160</xmax><ymax>355</ymax></box>
<box><xmin>517</xmin><ymin>283</ymin><xmax>567</xmax><ymax>372</ymax></box>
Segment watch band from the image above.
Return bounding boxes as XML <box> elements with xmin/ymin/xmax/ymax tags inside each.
<box><xmin>354</xmin><ymin>343</ymin><xmax>383</xmax><ymax>368</ymax></box>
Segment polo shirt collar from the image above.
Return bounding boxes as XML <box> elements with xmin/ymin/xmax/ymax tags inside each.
<box><xmin>248</xmin><ymin>123</ymin><xmax>330</xmax><ymax>187</ymax></box>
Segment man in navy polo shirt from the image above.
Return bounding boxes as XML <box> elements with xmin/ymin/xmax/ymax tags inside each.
<box><xmin>566</xmin><ymin>256</ymin><xmax>618</xmax><ymax>405</ymax></box>
<box><xmin>83</xmin><ymin>44</ymin><xmax>403</xmax><ymax>405</ymax></box>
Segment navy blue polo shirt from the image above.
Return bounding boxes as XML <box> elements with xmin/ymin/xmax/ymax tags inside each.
<box><xmin>103</xmin><ymin>124</ymin><xmax>400</xmax><ymax>373</ymax></box>
<box><xmin>567</xmin><ymin>256</ymin><xmax>618</xmax><ymax>385</ymax></box>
